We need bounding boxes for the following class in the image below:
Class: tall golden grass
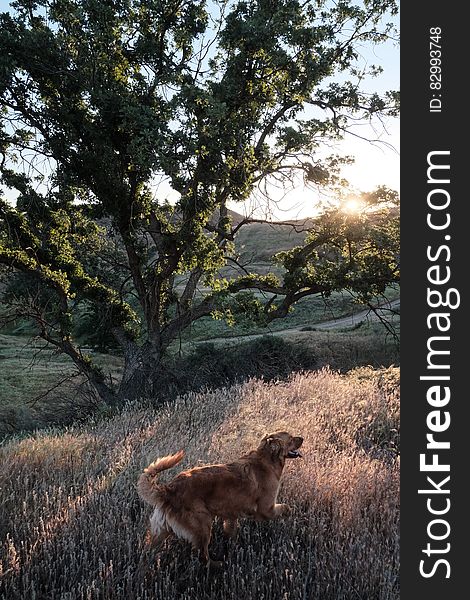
[0,367,399,599]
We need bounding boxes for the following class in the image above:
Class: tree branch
[254,101,297,158]
[179,267,203,311]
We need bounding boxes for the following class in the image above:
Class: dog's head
[259,431,303,461]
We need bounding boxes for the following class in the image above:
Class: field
[0,313,399,436]
[0,213,400,599]
[0,4,401,597]
[0,334,123,435]
[0,368,399,600]
[181,288,399,342]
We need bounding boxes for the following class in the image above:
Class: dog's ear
[264,436,282,457]
[270,439,282,457]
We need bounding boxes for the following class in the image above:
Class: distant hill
[209,208,312,264]
[234,220,310,263]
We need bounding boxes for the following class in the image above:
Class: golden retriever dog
[137,431,303,567]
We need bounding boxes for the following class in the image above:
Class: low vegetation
[0,322,399,436]
[0,368,399,599]
[181,287,399,342]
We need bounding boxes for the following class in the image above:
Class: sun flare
[343,198,363,214]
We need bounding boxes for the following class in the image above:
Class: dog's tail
[137,450,185,506]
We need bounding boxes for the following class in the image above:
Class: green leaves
[0,195,138,335]
[280,190,398,303]
[1,0,399,369]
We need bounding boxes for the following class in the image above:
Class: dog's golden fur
[137,431,303,566]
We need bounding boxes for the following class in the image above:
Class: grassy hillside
[0,334,123,434]
[234,219,310,262]
[183,288,399,341]
[0,210,399,435]
[0,319,399,436]
[0,368,399,600]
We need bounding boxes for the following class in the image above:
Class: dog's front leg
[256,502,290,520]
[273,503,290,517]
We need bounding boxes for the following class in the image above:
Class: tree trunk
[116,341,166,403]
[90,376,120,408]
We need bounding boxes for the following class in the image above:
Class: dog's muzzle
[287,449,302,458]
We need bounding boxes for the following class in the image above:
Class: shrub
[157,336,317,399]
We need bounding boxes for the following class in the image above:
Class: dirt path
[312,298,400,331]
[197,298,400,344]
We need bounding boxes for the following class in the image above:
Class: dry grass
[0,368,399,599]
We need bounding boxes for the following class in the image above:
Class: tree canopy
[0,0,399,404]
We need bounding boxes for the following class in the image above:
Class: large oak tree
[0,0,399,404]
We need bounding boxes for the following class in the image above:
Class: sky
[0,0,399,221]
[243,33,400,220]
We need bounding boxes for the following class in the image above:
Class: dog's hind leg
[222,518,238,538]
[147,507,173,551]
[149,528,172,549]
[192,519,223,569]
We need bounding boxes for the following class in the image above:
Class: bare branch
[179,267,204,310]
[27,370,82,408]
